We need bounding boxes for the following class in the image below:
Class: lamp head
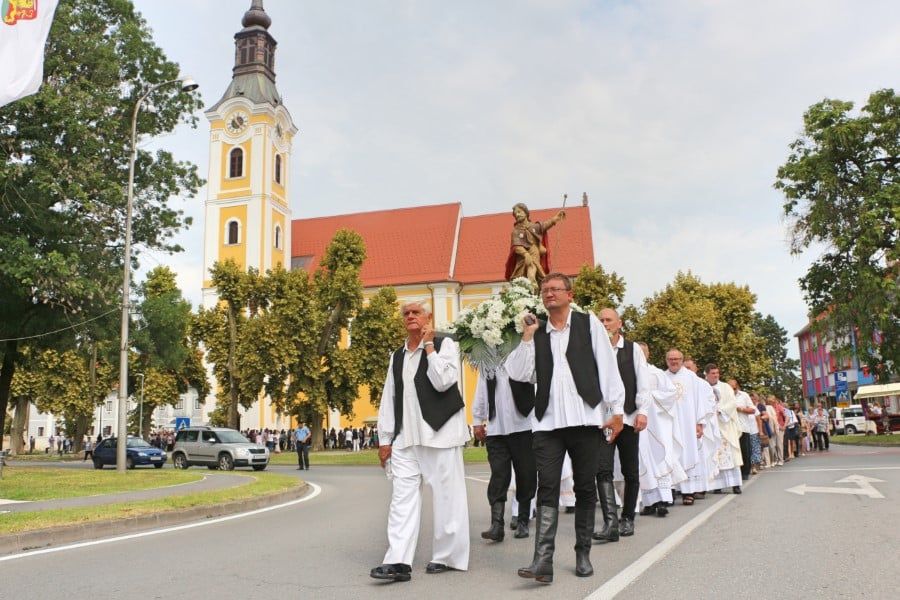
[180,77,199,92]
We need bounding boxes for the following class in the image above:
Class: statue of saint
[504,203,566,286]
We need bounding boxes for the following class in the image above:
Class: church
[200,1,596,432]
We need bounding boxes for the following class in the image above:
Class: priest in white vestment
[637,343,685,516]
[704,364,744,493]
[663,349,707,504]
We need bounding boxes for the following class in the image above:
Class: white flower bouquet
[448,277,547,377]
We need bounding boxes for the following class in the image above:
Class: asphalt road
[2,444,898,599]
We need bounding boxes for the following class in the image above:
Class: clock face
[226,110,249,135]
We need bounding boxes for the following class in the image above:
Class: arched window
[274,154,282,184]
[274,224,282,250]
[226,219,240,245]
[229,147,244,178]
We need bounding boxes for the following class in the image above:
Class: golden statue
[504,203,566,286]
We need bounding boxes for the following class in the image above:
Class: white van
[829,405,870,435]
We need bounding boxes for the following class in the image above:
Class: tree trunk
[72,414,90,454]
[227,307,239,430]
[10,396,28,455]
[311,411,324,451]
[0,340,18,452]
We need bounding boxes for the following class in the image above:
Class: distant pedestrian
[29,435,35,453]
[83,438,94,461]
[295,422,311,470]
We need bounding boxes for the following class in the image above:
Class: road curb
[0,482,309,556]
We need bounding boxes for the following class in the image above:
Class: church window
[229,147,244,178]
[274,224,282,250]
[226,219,241,245]
[274,154,282,184]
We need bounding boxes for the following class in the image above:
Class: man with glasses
[507,273,625,584]
[664,349,711,505]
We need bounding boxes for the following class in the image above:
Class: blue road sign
[175,417,191,431]
[835,371,849,404]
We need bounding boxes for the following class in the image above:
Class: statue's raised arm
[504,203,566,287]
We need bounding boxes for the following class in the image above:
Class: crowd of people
[367,272,835,586]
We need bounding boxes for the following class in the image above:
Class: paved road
[2,444,898,599]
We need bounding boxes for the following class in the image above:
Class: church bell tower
[202,0,297,308]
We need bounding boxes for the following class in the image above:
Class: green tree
[752,313,802,401]
[0,0,203,446]
[630,272,771,387]
[775,88,899,379]
[572,263,627,313]
[352,287,406,406]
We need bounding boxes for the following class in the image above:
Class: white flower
[481,328,503,348]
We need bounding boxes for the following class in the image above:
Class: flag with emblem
[0,0,59,107]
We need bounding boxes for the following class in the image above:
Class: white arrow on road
[786,474,885,498]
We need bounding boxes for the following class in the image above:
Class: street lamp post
[116,77,198,473]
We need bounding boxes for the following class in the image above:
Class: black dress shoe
[564,506,575,514]
[732,486,742,494]
[425,562,456,574]
[370,563,411,582]
[619,517,634,537]
[640,505,656,516]
[655,503,669,517]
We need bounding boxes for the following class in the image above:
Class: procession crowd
[367,271,827,586]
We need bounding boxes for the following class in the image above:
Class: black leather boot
[481,502,505,542]
[619,516,634,537]
[514,505,530,538]
[592,481,619,544]
[574,506,595,577]
[518,506,557,583]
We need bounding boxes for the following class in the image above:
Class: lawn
[0,467,203,501]
[0,471,301,535]
[268,445,489,466]
[5,453,81,462]
[831,434,900,446]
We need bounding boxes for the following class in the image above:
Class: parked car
[93,436,167,469]
[171,426,269,471]
[829,405,870,435]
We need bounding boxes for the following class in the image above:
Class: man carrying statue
[505,203,566,286]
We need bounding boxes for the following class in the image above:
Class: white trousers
[383,445,470,570]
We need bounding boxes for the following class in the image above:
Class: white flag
[0,0,59,108]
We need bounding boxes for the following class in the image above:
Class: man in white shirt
[593,308,650,542]
[370,301,469,583]
[730,378,757,479]
[506,273,625,583]
[664,351,712,505]
[472,362,536,541]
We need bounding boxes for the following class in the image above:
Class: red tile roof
[291,203,594,288]
[453,205,593,284]
[291,203,460,287]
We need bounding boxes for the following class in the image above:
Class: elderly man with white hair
[370,300,470,583]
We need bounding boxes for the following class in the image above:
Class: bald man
[593,308,650,542]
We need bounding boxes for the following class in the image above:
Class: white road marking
[769,466,900,473]
[584,477,758,600]
[0,499,32,506]
[786,474,885,498]
[0,482,321,563]
[465,476,491,484]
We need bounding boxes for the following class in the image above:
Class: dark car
[93,436,167,469]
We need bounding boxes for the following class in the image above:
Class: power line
[0,308,120,342]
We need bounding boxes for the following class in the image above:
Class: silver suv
[172,426,269,471]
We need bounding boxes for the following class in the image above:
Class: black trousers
[739,432,751,478]
[485,431,537,510]
[296,444,310,469]
[533,426,601,509]
[597,424,639,519]
[814,430,830,450]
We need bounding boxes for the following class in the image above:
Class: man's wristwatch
[424,341,434,347]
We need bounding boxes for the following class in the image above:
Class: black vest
[486,376,535,420]
[616,338,637,415]
[532,310,603,421]
[391,336,464,439]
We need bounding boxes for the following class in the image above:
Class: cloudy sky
[132,0,899,354]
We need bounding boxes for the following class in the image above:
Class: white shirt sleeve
[633,342,651,418]
[472,374,488,423]
[425,337,460,392]
[590,313,625,416]
[505,338,536,383]
[376,354,396,445]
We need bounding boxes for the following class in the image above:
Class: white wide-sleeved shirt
[612,335,651,428]
[505,310,625,432]
[376,337,469,450]
[472,365,533,436]
[734,389,758,434]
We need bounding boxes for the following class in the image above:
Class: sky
[131,0,900,357]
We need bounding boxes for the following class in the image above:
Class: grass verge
[0,471,301,535]
[0,467,202,501]
[268,445,489,466]
[5,453,81,462]
[831,434,900,446]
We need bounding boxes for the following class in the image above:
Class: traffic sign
[174,417,191,431]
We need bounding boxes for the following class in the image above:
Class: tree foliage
[352,287,406,406]
[572,263,627,313]
[0,0,202,446]
[629,272,772,388]
[775,88,899,379]
[752,313,802,401]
